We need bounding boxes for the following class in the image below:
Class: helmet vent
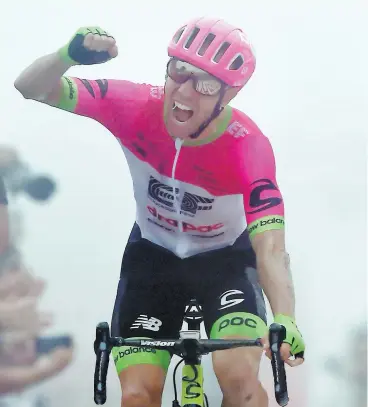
[229,55,244,70]
[213,42,230,63]
[173,26,186,44]
[184,26,200,49]
[197,33,216,56]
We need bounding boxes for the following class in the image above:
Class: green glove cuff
[57,45,78,66]
[274,314,296,325]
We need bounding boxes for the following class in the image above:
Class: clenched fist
[58,26,118,66]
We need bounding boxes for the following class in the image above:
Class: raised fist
[59,26,118,66]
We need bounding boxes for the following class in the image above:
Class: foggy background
[1,0,366,406]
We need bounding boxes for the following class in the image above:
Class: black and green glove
[58,26,116,66]
[274,314,305,358]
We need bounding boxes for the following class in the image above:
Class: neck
[193,108,227,141]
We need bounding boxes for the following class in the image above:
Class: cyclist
[14,17,305,407]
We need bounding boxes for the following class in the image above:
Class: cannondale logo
[219,290,245,310]
[148,176,214,215]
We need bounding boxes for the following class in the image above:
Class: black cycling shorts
[111,223,267,373]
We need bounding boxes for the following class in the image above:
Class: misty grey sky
[1,0,366,406]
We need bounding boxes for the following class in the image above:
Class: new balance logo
[130,315,162,332]
[219,290,245,310]
[148,176,214,215]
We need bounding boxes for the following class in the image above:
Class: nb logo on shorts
[130,315,162,331]
[219,290,245,310]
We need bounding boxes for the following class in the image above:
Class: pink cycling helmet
[168,17,256,88]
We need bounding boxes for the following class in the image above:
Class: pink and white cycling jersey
[58,77,285,258]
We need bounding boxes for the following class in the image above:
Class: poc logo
[140,340,175,347]
[218,316,258,332]
[219,290,245,310]
[130,315,162,332]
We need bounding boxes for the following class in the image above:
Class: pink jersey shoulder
[226,107,266,138]
[72,79,164,137]
[224,108,285,228]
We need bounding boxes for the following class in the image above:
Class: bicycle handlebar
[94,322,289,406]
[109,337,263,352]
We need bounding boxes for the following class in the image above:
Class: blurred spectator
[0,145,56,203]
[0,146,73,397]
[0,173,9,256]
[0,269,72,395]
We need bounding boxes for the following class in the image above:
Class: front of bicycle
[94,299,290,407]
[174,299,208,407]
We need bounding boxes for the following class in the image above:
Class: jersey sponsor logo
[248,178,282,214]
[247,215,285,237]
[148,218,224,238]
[182,192,214,215]
[148,176,214,216]
[148,177,178,208]
[227,121,250,138]
[147,218,175,232]
[130,315,162,332]
[147,206,224,233]
[150,86,164,99]
[218,289,245,310]
[64,77,76,101]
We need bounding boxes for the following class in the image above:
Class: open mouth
[172,101,194,123]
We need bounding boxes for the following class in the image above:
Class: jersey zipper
[172,138,184,232]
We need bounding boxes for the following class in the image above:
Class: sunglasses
[166,58,225,96]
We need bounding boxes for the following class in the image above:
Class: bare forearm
[14,52,72,101]
[0,365,48,394]
[257,250,295,318]
[0,349,71,394]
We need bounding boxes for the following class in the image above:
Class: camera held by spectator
[0,146,56,202]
